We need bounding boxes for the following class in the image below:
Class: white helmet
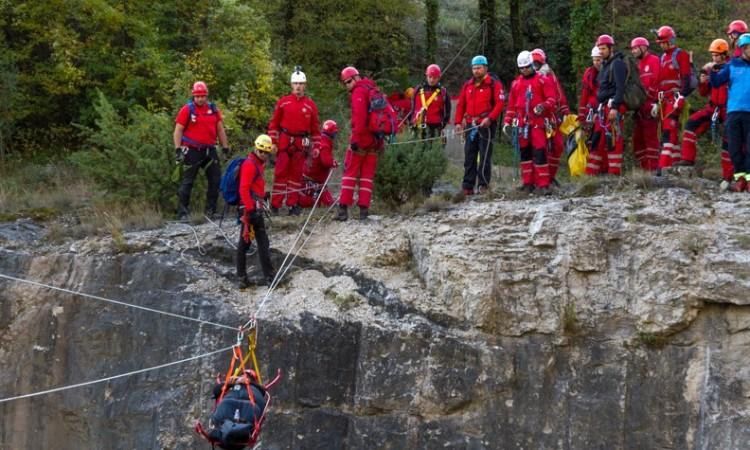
[591,46,602,58]
[517,51,533,68]
[291,70,307,83]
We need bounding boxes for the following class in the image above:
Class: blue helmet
[739,33,750,48]
[471,55,488,66]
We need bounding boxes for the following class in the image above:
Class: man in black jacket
[588,34,627,176]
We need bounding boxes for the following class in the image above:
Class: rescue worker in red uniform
[676,39,733,184]
[410,64,451,141]
[578,46,602,136]
[268,68,321,216]
[236,135,277,289]
[390,89,414,132]
[336,66,385,221]
[587,34,627,176]
[630,36,661,171]
[652,26,693,173]
[727,20,748,59]
[454,55,505,196]
[299,119,339,208]
[502,51,558,194]
[173,81,229,221]
[531,49,569,182]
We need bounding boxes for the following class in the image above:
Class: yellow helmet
[254,134,274,153]
[405,87,416,99]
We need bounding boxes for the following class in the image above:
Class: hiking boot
[720,179,731,192]
[478,185,489,195]
[359,207,369,220]
[463,188,474,196]
[517,184,534,193]
[334,205,348,221]
[237,276,251,290]
[536,186,552,196]
[289,205,302,216]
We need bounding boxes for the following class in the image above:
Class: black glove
[350,142,359,152]
[175,146,188,163]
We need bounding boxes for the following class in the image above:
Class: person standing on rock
[630,37,661,171]
[299,119,338,208]
[710,33,750,192]
[173,81,229,221]
[454,55,505,196]
[502,51,558,195]
[578,46,602,139]
[268,67,321,217]
[237,135,277,289]
[531,48,569,184]
[586,34,627,176]
[336,66,389,221]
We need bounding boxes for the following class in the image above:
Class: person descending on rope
[173,81,230,221]
[236,135,277,289]
[503,50,558,195]
[299,119,339,208]
[454,55,505,196]
[268,67,321,216]
[204,370,268,450]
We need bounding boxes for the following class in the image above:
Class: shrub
[69,91,175,210]
[375,139,447,206]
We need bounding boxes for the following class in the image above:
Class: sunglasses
[343,78,355,85]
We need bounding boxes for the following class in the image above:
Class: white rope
[0,273,236,331]
[185,223,207,256]
[388,124,480,146]
[440,20,487,77]
[204,214,237,250]
[241,170,336,330]
[0,345,234,404]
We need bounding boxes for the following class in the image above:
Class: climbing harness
[711,107,721,146]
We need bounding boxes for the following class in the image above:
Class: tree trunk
[425,0,439,62]
[478,0,496,62]
[509,0,522,55]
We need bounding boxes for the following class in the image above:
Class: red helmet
[630,37,649,48]
[192,81,208,96]
[530,48,546,64]
[340,66,359,82]
[596,34,615,46]
[655,26,676,43]
[425,64,441,78]
[727,20,748,35]
[322,119,338,134]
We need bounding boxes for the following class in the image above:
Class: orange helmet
[708,39,730,54]
[404,87,416,99]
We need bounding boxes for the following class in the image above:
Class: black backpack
[610,54,647,111]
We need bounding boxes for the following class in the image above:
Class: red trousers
[633,112,660,171]
[339,149,378,208]
[681,105,732,180]
[658,94,686,169]
[586,107,624,175]
[548,129,564,180]
[518,126,550,188]
[271,146,305,209]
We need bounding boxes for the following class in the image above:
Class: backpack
[661,48,699,95]
[220,157,262,206]
[367,86,398,140]
[610,54,648,111]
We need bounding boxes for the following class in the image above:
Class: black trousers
[178,146,221,216]
[726,112,750,174]
[236,211,274,280]
[462,126,495,190]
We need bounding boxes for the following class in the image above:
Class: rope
[441,20,487,77]
[0,273,236,331]
[241,170,336,331]
[185,223,207,256]
[0,345,234,404]
[204,214,238,250]
[388,124,480,146]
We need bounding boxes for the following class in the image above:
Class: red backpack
[367,86,398,141]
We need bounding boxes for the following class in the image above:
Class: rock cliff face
[1,186,750,449]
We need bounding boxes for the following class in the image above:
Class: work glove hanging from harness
[175,146,189,164]
[240,211,256,244]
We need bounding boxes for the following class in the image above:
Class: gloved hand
[650,103,659,118]
[533,104,544,116]
[479,117,492,128]
[502,123,510,137]
[350,142,359,152]
[175,146,188,163]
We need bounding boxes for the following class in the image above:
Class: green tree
[425,0,439,61]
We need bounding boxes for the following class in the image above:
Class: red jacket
[175,102,222,147]
[638,52,661,101]
[578,66,599,119]
[540,68,569,116]
[349,78,383,151]
[239,153,266,212]
[503,72,557,127]
[267,94,320,147]
[411,83,451,127]
[698,77,728,111]
[454,74,505,125]
[304,134,336,182]
[656,47,691,94]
